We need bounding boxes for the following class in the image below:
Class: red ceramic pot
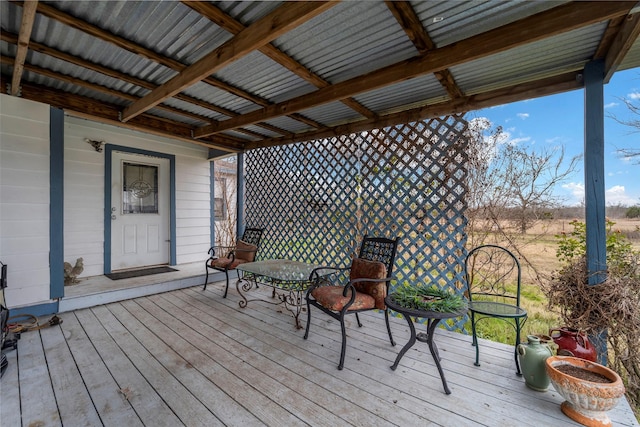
[549,327,597,362]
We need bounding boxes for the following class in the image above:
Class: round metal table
[385,294,467,394]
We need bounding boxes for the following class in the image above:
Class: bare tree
[611,97,640,164]
[213,158,238,247]
[499,144,580,233]
[463,117,508,248]
[465,117,580,235]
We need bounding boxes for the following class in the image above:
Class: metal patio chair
[304,236,398,370]
[203,228,263,298]
[464,244,527,375]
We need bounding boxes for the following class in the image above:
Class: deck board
[1,281,638,427]
[0,342,21,427]
[74,308,182,426]
[39,323,103,425]
[61,312,144,426]
[17,325,61,426]
[186,287,552,427]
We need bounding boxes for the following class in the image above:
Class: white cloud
[562,182,584,206]
[604,102,618,109]
[628,91,640,100]
[505,136,531,146]
[605,185,638,206]
[562,183,638,206]
[517,113,529,120]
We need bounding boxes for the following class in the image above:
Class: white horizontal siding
[64,117,211,275]
[175,155,211,264]
[63,118,106,279]
[0,94,51,308]
[0,96,214,309]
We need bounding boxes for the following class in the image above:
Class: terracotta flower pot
[545,356,626,427]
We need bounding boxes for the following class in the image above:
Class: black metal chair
[203,228,263,298]
[304,236,398,370]
[464,244,527,375]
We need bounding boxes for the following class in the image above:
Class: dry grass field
[488,217,640,284]
[466,216,640,348]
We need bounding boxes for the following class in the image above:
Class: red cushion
[311,286,376,311]
[235,239,257,262]
[350,258,388,309]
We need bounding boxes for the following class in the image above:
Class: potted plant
[390,285,466,313]
[545,355,625,427]
[543,220,640,419]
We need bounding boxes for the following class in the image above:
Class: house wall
[0,95,52,308]
[0,94,213,310]
[65,116,212,277]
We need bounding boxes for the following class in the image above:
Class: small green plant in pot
[391,285,466,313]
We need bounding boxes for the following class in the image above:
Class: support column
[583,59,607,364]
[50,107,64,300]
[237,153,245,238]
[210,161,216,246]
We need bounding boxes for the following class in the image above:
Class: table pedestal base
[236,274,305,329]
[390,315,451,394]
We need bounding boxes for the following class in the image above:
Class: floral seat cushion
[311,258,387,311]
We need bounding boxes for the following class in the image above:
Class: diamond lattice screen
[245,115,469,330]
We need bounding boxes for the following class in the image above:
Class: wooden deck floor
[1,281,638,427]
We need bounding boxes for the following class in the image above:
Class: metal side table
[385,294,467,394]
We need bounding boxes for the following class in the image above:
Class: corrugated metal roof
[415,1,570,47]
[355,74,448,115]
[453,24,606,95]
[278,2,417,83]
[1,0,638,152]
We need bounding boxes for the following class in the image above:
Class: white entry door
[111,152,170,270]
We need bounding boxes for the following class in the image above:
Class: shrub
[547,220,640,418]
[626,206,640,219]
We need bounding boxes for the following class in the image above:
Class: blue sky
[474,67,640,207]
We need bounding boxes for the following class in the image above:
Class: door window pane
[122,162,159,214]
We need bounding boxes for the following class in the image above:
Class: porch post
[210,161,216,246]
[583,59,607,364]
[236,153,245,239]
[50,107,64,300]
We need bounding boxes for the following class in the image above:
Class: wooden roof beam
[604,12,640,82]
[121,2,336,122]
[183,1,375,120]
[194,1,633,138]
[245,72,583,150]
[27,0,319,131]
[9,0,37,96]
[385,0,464,99]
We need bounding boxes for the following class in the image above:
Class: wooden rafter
[183,1,376,120]
[0,74,244,151]
[194,1,633,138]
[604,12,640,82]
[9,0,38,96]
[385,0,464,99]
[27,0,321,131]
[121,2,336,122]
[0,31,288,141]
[245,71,583,150]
